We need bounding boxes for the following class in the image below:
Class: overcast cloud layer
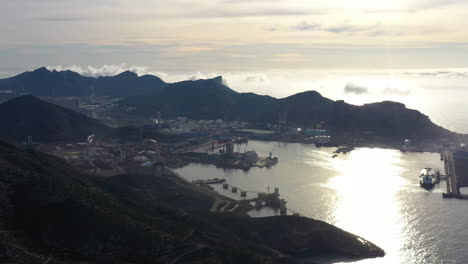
[1,0,468,73]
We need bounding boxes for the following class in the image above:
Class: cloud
[46,64,168,79]
[269,53,305,62]
[382,87,411,95]
[403,69,468,78]
[293,21,321,31]
[410,0,465,11]
[344,82,412,96]
[160,46,215,57]
[344,83,369,94]
[266,27,279,32]
[200,9,312,18]
[291,21,379,35]
[35,16,88,22]
[325,25,366,34]
[185,72,220,81]
[244,75,266,83]
[45,64,241,85]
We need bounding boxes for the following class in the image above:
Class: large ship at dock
[419,168,437,189]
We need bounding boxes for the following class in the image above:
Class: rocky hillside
[121,77,454,140]
[0,142,385,263]
[0,68,452,140]
[0,95,111,142]
[0,67,167,97]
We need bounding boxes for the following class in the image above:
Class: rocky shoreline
[0,142,385,263]
[167,169,386,262]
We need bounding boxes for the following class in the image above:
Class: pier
[442,150,468,199]
[203,181,301,216]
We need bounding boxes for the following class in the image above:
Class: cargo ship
[419,168,437,189]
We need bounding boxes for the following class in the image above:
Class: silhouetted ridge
[212,75,224,84]
[121,84,454,139]
[0,68,457,140]
[0,67,167,97]
[0,95,111,142]
[115,70,138,78]
[33,66,49,73]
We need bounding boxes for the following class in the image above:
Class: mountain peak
[191,75,223,84]
[0,68,167,97]
[211,75,223,83]
[284,90,325,101]
[33,67,50,73]
[116,70,138,78]
[299,90,323,97]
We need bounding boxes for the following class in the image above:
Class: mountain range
[0,67,167,97]
[121,76,455,140]
[0,68,458,141]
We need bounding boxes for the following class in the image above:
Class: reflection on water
[174,141,468,264]
[325,149,406,264]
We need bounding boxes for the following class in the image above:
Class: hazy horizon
[2,2,468,263]
[2,65,468,134]
[3,0,468,134]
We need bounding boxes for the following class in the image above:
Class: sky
[2,0,468,132]
[1,0,468,74]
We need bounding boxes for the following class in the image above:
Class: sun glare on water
[324,148,409,263]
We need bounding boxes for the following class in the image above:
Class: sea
[174,140,468,264]
[171,69,468,263]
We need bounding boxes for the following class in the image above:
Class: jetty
[217,182,300,216]
[192,178,226,185]
[442,150,468,199]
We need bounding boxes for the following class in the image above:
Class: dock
[442,150,468,199]
[210,181,301,216]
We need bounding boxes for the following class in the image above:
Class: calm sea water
[174,140,468,264]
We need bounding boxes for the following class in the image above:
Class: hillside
[121,76,454,140]
[0,67,167,97]
[122,76,277,121]
[0,95,111,142]
[0,142,385,263]
[94,70,167,97]
[0,68,455,140]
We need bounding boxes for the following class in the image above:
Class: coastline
[247,136,446,154]
[168,167,386,262]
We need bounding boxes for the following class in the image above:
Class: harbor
[174,140,468,264]
[191,178,296,216]
[176,137,279,170]
[442,149,468,199]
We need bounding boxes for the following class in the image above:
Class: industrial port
[442,149,468,199]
